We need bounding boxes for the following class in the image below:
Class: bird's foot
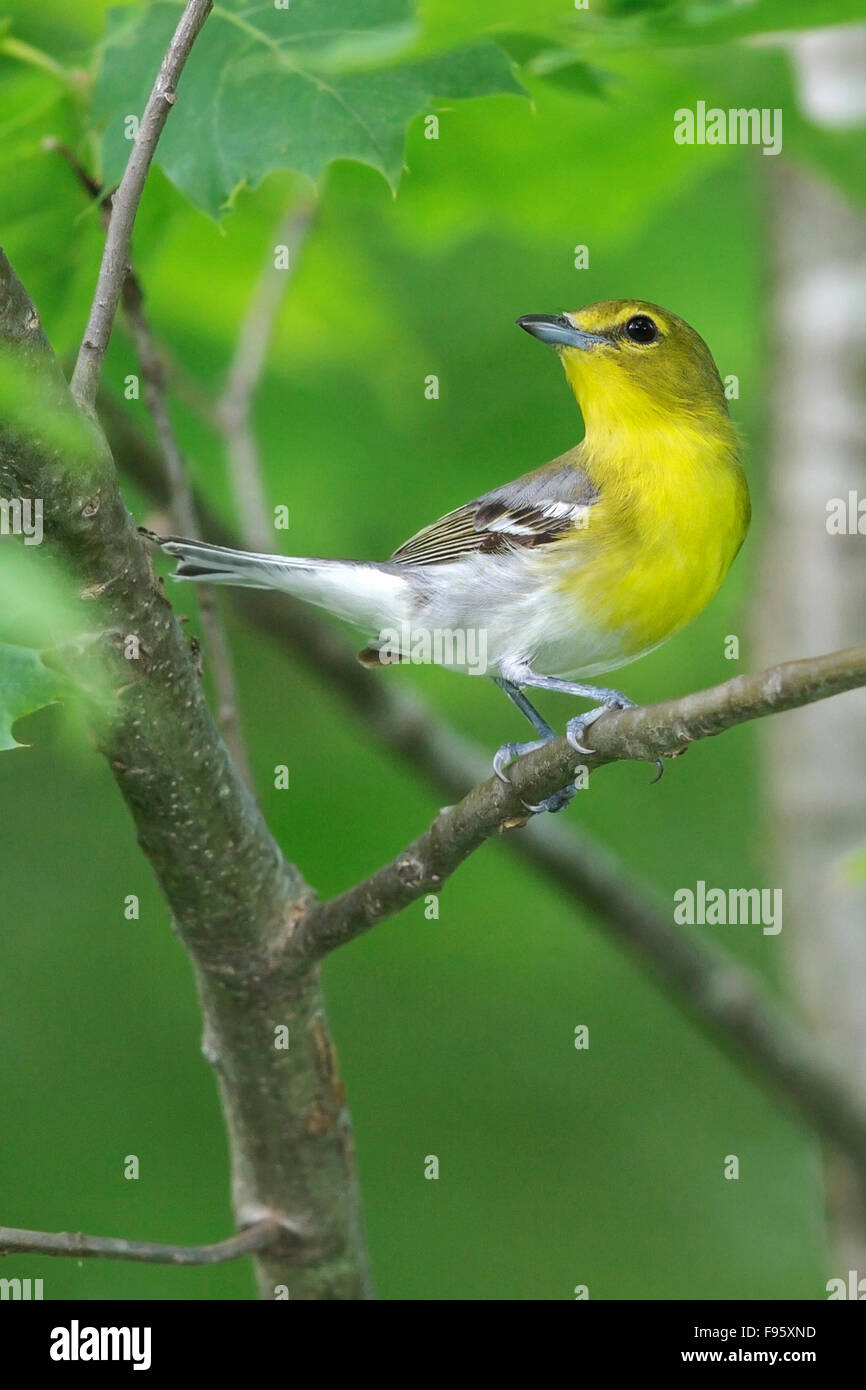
[564,697,632,754]
[522,785,578,815]
[493,737,552,782]
[565,694,663,784]
[492,736,578,815]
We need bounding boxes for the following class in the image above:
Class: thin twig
[0,1218,284,1266]
[216,205,314,552]
[69,0,212,411]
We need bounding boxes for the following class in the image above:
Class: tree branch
[287,646,866,1179]
[0,1218,284,1267]
[2,247,373,1297]
[69,0,213,411]
[303,644,866,957]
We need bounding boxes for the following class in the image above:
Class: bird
[154,300,750,814]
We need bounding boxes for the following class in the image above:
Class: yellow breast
[562,416,750,660]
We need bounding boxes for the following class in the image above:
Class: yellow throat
[552,300,749,661]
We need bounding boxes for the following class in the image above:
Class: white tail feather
[160,537,411,632]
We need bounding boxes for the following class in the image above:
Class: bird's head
[517,300,728,435]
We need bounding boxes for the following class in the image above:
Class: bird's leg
[492,678,555,772]
[491,678,578,814]
[517,672,663,784]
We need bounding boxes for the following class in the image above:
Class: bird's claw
[565,695,635,756]
[520,786,577,815]
[566,699,664,785]
[493,737,552,784]
[493,735,579,816]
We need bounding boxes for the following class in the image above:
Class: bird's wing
[389,460,600,567]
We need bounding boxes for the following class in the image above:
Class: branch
[0,1218,285,1267]
[2,250,372,1297]
[304,644,866,956]
[69,0,213,411]
[289,646,866,1179]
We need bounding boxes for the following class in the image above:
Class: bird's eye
[625,315,658,344]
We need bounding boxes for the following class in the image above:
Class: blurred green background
[3,0,862,1298]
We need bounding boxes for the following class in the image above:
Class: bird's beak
[517,314,611,350]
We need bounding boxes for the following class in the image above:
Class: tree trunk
[760,32,866,1272]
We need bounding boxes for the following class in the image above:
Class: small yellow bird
[158,301,750,813]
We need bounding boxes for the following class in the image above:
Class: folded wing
[389,459,600,567]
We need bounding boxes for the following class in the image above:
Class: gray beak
[517,314,610,350]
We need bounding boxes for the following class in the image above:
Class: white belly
[391,550,643,680]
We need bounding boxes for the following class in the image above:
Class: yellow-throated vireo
[156,300,750,814]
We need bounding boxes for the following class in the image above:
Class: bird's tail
[152,534,411,632]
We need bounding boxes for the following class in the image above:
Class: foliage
[94,1,525,214]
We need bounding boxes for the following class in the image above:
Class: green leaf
[0,640,63,749]
[93,1,525,217]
